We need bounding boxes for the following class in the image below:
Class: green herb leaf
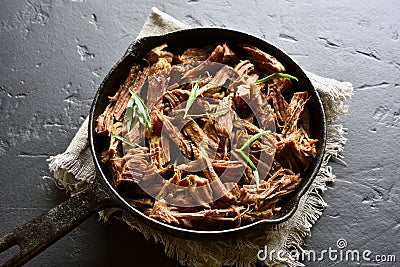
[238,130,272,151]
[112,133,135,147]
[235,149,259,189]
[235,149,257,170]
[129,90,151,129]
[235,130,271,189]
[125,96,135,131]
[184,76,202,119]
[254,73,298,84]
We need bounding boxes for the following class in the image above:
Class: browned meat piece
[180,48,210,63]
[151,88,190,116]
[206,44,224,62]
[233,59,259,83]
[222,43,239,64]
[123,120,144,146]
[168,63,196,85]
[96,65,148,135]
[146,44,174,64]
[249,83,276,130]
[198,157,234,201]
[213,95,236,140]
[96,105,114,135]
[112,67,148,122]
[275,129,318,172]
[119,146,149,186]
[240,168,301,211]
[147,57,172,77]
[202,119,220,144]
[161,89,190,114]
[152,109,194,159]
[182,119,218,156]
[269,87,289,130]
[205,43,239,64]
[100,122,124,186]
[233,84,253,119]
[242,45,285,75]
[148,135,170,169]
[149,200,179,225]
[212,160,245,183]
[145,69,171,109]
[268,77,292,95]
[178,174,213,207]
[199,65,236,97]
[282,91,309,136]
[301,104,311,137]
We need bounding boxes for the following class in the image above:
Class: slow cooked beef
[96,43,318,230]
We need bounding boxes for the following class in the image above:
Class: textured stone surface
[0,0,399,266]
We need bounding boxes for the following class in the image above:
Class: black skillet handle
[0,178,120,267]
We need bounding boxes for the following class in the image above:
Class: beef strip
[96,65,148,134]
[222,44,239,64]
[199,65,237,97]
[145,68,171,109]
[234,59,259,84]
[180,48,211,63]
[113,67,149,122]
[149,200,179,225]
[152,109,194,159]
[206,44,224,63]
[269,86,289,131]
[148,135,170,169]
[119,146,149,186]
[146,44,174,64]
[206,43,239,64]
[275,129,318,172]
[182,119,218,158]
[241,45,286,76]
[282,91,309,136]
[239,168,301,212]
[100,122,124,186]
[268,77,292,95]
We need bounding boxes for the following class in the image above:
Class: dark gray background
[1,0,399,266]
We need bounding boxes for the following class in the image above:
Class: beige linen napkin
[48,7,353,267]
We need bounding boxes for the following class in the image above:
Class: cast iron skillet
[0,28,326,266]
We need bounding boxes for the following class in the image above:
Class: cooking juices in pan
[95,43,319,230]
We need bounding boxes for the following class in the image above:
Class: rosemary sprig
[238,130,272,151]
[235,149,257,170]
[254,72,298,84]
[184,76,202,119]
[235,130,272,189]
[234,149,259,189]
[125,94,135,131]
[112,133,135,147]
[127,90,151,130]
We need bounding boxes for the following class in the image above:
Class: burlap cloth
[48,7,353,267]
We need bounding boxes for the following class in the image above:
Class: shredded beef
[97,42,319,230]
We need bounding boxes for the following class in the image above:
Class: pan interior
[89,28,326,237]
